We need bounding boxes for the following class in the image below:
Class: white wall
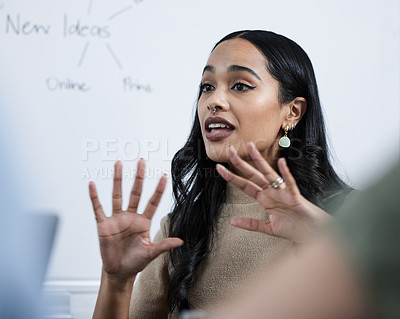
[0,0,398,280]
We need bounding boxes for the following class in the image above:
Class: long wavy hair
[167,30,350,313]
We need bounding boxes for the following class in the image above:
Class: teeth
[208,123,230,129]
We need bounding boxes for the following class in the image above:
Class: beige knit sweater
[129,183,293,319]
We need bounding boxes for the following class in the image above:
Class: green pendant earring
[279,125,290,148]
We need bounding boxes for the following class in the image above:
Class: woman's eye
[201,83,214,93]
[232,82,255,92]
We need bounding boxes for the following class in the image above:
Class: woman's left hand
[216,142,332,243]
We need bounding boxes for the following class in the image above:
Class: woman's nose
[206,88,230,112]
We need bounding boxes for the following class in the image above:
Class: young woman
[89,30,351,319]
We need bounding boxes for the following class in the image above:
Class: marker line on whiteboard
[106,43,123,69]
[87,0,94,14]
[109,5,133,20]
[78,42,90,67]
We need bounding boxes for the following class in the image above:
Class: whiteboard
[0,0,399,279]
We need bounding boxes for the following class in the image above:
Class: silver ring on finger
[270,177,284,189]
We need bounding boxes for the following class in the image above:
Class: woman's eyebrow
[202,65,214,75]
[227,65,262,81]
[202,64,262,82]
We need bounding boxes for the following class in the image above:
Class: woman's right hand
[89,159,183,283]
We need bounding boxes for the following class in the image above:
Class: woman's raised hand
[216,142,331,243]
[89,159,183,282]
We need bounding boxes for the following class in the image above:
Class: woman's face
[198,38,291,165]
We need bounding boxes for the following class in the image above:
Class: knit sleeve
[129,215,171,319]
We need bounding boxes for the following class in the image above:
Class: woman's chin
[205,149,230,163]
[207,154,229,163]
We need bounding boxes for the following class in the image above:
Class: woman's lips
[204,116,235,142]
[205,128,234,141]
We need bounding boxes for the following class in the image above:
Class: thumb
[148,237,184,260]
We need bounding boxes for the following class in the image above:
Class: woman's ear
[284,97,307,128]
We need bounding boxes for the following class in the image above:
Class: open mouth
[207,123,234,134]
[204,117,235,142]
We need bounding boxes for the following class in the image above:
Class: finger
[112,161,123,214]
[148,237,184,260]
[228,146,270,189]
[216,164,262,198]
[143,174,167,220]
[277,158,297,189]
[247,142,281,183]
[231,217,274,236]
[89,181,106,222]
[127,158,145,213]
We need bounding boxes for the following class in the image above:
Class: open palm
[89,160,183,280]
[216,143,330,243]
